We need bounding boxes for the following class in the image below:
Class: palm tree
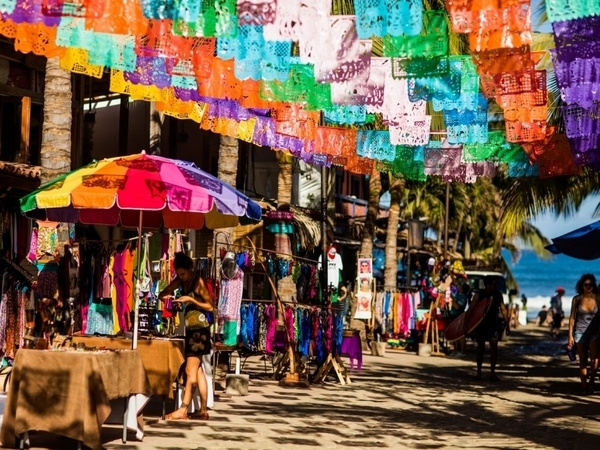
[274,152,294,255]
[40,58,72,183]
[217,135,239,187]
[215,135,239,249]
[276,151,293,205]
[360,169,381,258]
[383,177,405,289]
[497,3,600,255]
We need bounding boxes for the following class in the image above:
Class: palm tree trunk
[149,102,164,155]
[360,169,381,258]
[214,135,239,250]
[276,152,293,205]
[454,219,463,253]
[40,58,72,183]
[275,152,293,255]
[217,135,239,187]
[384,177,405,291]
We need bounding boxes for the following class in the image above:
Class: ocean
[502,249,600,322]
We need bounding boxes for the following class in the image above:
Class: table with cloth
[71,335,184,398]
[0,349,152,450]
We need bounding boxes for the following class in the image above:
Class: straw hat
[450,260,467,278]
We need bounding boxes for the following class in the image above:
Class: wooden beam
[0,83,43,104]
[20,96,31,164]
[118,94,129,156]
[0,172,40,193]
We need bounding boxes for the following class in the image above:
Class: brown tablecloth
[0,349,151,450]
[71,336,184,398]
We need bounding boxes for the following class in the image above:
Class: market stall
[0,349,151,450]
[71,335,184,398]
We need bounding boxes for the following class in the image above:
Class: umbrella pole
[132,211,143,350]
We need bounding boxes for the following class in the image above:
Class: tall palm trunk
[276,152,293,205]
[214,135,239,249]
[218,135,239,186]
[384,177,404,291]
[360,169,381,258]
[149,103,164,155]
[40,58,72,183]
[275,152,293,255]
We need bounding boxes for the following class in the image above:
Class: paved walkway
[13,325,600,449]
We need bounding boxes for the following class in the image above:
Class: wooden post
[423,300,435,345]
[118,94,129,156]
[20,96,31,163]
[245,238,309,387]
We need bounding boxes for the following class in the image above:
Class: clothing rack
[214,240,318,265]
[78,235,144,244]
[0,258,35,282]
[397,286,421,292]
[241,298,276,304]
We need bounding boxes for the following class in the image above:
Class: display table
[0,349,151,450]
[340,332,363,370]
[71,335,184,398]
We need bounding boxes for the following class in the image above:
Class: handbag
[184,309,210,329]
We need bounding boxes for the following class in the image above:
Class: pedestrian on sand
[159,252,214,420]
[465,275,510,381]
[521,293,528,310]
[567,274,600,395]
[550,286,565,338]
[535,305,549,326]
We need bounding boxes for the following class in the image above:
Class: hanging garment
[123,246,136,312]
[136,236,153,300]
[298,309,312,357]
[219,267,244,321]
[264,303,278,354]
[27,228,38,263]
[314,310,325,365]
[322,309,333,354]
[36,264,59,299]
[35,221,59,260]
[257,303,266,352]
[240,302,258,351]
[113,247,132,332]
[374,292,385,329]
[333,312,344,355]
[87,299,114,335]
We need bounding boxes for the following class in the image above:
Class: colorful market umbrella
[20,151,262,348]
[546,220,600,260]
[20,151,262,229]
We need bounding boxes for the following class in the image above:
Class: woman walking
[567,274,600,394]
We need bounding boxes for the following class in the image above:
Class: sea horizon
[503,249,600,322]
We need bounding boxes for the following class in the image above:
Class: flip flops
[165,408,189,420]
[490,374,500,382]
[189,411,210,420]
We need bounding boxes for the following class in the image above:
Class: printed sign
[355,257,372,319]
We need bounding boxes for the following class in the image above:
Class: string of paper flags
[0,0,597,181]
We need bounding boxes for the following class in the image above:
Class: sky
[531,195,600,239]
[531,0,552,33]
